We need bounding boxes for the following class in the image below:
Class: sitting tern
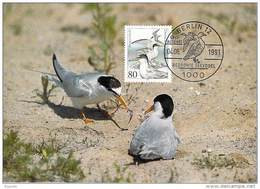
[138,54,152,79]
[138,54,168,79]
[52,54,128,124]
[129,94,180,160]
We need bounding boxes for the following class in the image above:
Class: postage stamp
[164,21,224,82]
[125,25,172,82]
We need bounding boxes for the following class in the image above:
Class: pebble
[195,90,200,96]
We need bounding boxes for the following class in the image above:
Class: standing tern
[137,43,160,62]
[129,94,180,160]
[52,54,128,124]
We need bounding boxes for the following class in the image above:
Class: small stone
[199,83,206,87]
[195,90,200,95]
[226,165,233,169]
[207,148,212,153]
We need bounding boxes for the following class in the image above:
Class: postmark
[164,21,224,82]
[125,25,172,82]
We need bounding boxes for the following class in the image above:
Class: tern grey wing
[129,118,150,156]
[130,117,178,160]
[131,39,153,49]
[137,47,152,55]
[141,127,177,160]
[62,72,104,97]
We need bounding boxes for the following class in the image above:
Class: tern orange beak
[144,105,154,114]
[116,95,128,109]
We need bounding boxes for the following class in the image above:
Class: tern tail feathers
[52,54,68,82]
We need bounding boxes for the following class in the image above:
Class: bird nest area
[3,3,257,184]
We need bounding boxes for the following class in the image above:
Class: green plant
[201,11,237,34]
[3,4,13,20]
[60,25,88,34]
[4,130,34,180]
[102,163,133,183]
[3,130,85,182]
[10,21,23,36]
[168,166,179,183]
[192,152,250,170]
[83,4,117,73]
[33,75,57,104]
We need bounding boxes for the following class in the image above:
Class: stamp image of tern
[164,21,224,82]
[125,25,172,82]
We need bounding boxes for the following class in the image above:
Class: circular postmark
[164,21,224,82]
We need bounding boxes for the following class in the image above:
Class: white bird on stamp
[137,43,161,62]
[138,54,152,79]
[137,54,168,79]
[131,29,164,49]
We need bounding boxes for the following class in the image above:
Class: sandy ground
[3,3,257,183]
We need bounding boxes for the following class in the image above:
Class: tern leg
[107,107,119,116]
[103,109,116,118]
[96,104,102,111]
[59,96,65,105]
[80,111,94,125]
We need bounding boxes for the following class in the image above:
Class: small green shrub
[201,11,237,34]
[3,130,85,182]
[3,4,13,20]
[10,22,23,36]
[102,163,133,183]
[82,4,117,73]
[32,75,57,104]
[192,152,250,170]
